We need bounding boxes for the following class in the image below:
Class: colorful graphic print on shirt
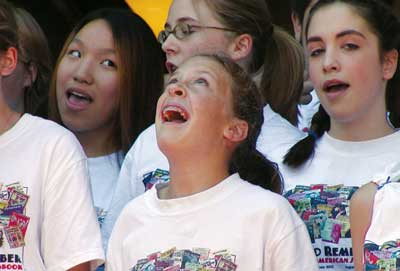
[364,240,400,271]
[131,247,237,271]
[284,184,358,270]
[0,182,30,271]
[142,169,170,191]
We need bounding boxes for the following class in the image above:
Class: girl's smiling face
[156,56,235,155]
[56,19,119,138]
[306,3,396,126]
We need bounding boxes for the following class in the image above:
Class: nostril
[174,89,183,96]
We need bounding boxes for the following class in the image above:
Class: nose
[322,48,340,73]
[161,33,179,56]
[73,58,93,84]
[167,85,186,97]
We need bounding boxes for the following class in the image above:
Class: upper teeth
[163,106,187,120]
[71,91,89,99]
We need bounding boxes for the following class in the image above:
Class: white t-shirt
[297,90,320,132]
[363,165,400,269]
[106,174,318,271]
[87,152,121,249]
[279,131,400,270]
[0,114,104,270]
[102,105,305,248]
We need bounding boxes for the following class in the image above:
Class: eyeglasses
[158,22,236,44]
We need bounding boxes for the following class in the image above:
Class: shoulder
[234,178,299,219]
[257,106,306,162]
[350,182,377,210]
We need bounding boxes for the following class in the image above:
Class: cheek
[96,73,120,104]
[308,59,321,87]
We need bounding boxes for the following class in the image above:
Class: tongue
[69,94,91,106]
[328,84,348,92]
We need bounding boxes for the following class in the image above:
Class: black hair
[197,54,283,193]
[49,8,164,157]
[284,0,400,168]
[290,0,313,23]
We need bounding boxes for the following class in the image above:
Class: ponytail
[283,105,330,168]
[259,25,304,126]
[230,143,282,194]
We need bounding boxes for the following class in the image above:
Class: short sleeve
[41,133,104,270]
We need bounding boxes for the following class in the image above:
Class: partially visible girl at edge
[107,54,318,271]
[0,0,104,269]
[280,0,400,270]
[350,163,400,271]
[48,8,164,251]
[3,6,52,117]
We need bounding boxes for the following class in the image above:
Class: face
[56,19,119,137]
[307,3,392,124]
[156,56,235,155]
[161,0,234,73]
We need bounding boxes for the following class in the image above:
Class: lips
[322,79,350,93]
[65,88,93,111]
[161,104,189,123]
[165,61,177,73]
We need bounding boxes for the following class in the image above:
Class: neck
[75,126,117,157]
[0,102,21,135]
[161,154,230,199]
[329,112,394,141]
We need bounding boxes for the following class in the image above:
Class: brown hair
[196,0,304,125]
[48,8,165,156]
[14,7,52,117]
[0,0,17,51]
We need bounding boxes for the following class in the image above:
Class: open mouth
[67,89,93,103]
[323,81,350,93]
[162,105,189,123]
[165,62,177,73]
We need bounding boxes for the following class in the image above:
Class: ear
[223,118,248,144]
[382,49,398,80]
[0,47,17,76]
[227,33,253,61]
[23,63,38,89]
[291,12,302,42]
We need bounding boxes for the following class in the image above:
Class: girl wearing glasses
[103,0,307,247]
[48,8,165,254]
[107,54,318,271]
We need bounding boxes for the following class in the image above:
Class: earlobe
[229,34,253,61]
[382,49,398,80]
[223,119,248,143]
[0,47,17,76]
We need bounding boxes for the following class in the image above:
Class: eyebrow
[70,37,116,54]
[164,17,198,28]
[307,29,366,45]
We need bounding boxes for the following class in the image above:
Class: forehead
[74,19,114,46]
[308,3,371,38]
[178,57,227,78]
[167,0,218,24]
